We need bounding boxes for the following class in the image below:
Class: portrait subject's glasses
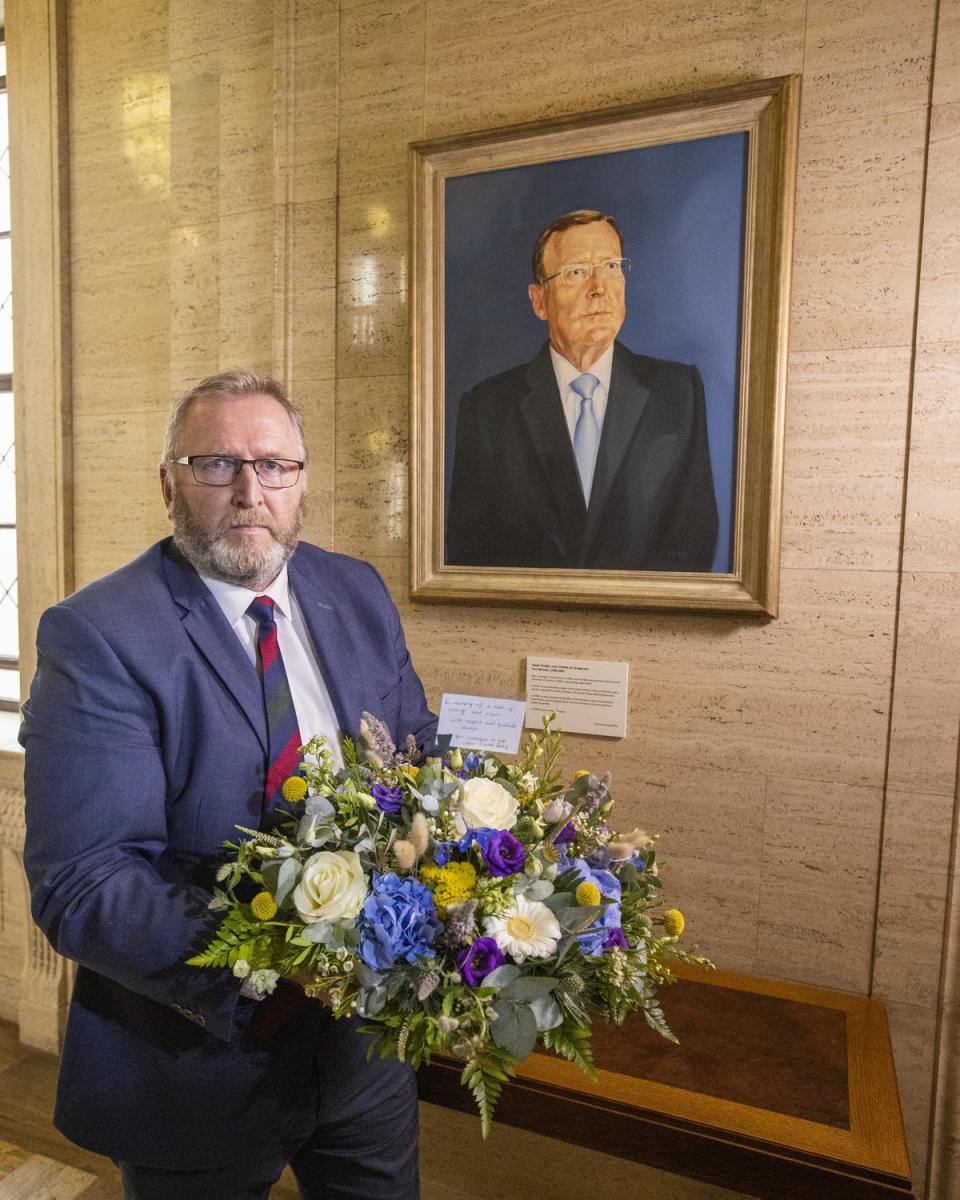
[540,257,631,286]
[173,455,305,488]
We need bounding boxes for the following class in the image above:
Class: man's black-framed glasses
[540,257,631,286]
[173,455,305,489]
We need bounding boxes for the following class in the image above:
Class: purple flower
[457,936,505,986]
[463,753,484,772]
[480,830,525,877]
[554,822,577,845]
[357,872,441,970]
[603,927,629,951]
[432,840,455,867]
[372,783,404,814]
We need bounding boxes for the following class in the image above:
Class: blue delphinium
[570,857,623,957]
[357,872,442,970]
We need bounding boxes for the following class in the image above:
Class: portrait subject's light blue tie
[571,372,602,504]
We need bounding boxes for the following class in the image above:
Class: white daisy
[485,894,561,963]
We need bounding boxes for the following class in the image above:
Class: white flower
[247,968,280,998]
[542,797,571,823]
[518,771,538,793]
[455,776,519,834]
[292,849,367,924]
[484,759,499,777]
[232,959,251,979]
[485,894,561,963]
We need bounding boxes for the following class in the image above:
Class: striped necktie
[248,596,302,826]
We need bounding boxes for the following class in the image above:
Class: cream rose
[292,849,367,924]
[456,776,519,833]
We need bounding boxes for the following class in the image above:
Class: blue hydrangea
[570,857,622,957]
[357,872,442,970]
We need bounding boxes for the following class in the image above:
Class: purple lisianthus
[457,936,505,986]
[480,830,525,877]
[554,822,577,845]
[371,783,404,814]
[357,872,441,970]
[603,927,629,951]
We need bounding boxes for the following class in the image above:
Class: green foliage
[461,1046,517,1138]
[186,907,264,969]
[541,1022,597,1080]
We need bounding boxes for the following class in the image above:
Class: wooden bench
[417,963,914,1200]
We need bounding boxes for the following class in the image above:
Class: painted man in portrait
[446,209,718,571]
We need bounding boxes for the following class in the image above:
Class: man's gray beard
[169,488,304,589]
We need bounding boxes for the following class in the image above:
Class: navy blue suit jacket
[20,538,435,1169]
[446,341,718,570]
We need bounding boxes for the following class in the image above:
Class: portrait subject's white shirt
[200,563,344,769]
[551,342,614,446]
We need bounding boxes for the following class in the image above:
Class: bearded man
[20,371,435,1200]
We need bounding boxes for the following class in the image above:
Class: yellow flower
[663,908,685,937]
[421,861,477,908]
[400,764,419,781]
[250,891,278,921]
[575,770,591,778]
[281,776,308,803]
[575,881,601,907]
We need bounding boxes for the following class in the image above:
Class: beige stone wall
[9,0,960,1197]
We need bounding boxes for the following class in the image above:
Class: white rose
[292,849,367,924]
[456,776,518,833]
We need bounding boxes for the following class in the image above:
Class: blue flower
[570,858,622,957]
[463,753,484,773]
[480,830,525,877]
[372,783,404,814]
[357,872,442,970]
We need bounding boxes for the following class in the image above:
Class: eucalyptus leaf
[499,976,557,1002]
[300,921,333,944]
[529,994,563,1031]
[491,1000,537,1061]
[305,795,335,820]
[556,905,602,933]
[524,879,555,901]
[274,857,302,908]
[483,964,521,990]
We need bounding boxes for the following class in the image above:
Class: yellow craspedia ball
[250,891,278,921]
[575,881,602,907]
[575,770,591,778]
[663,908,685,937]
[281,775,308,803]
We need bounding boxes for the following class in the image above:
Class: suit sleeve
[21,603,245,1042]
[446,387,496,566]
[658,365,719,572]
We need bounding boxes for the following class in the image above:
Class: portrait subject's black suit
[446,341,719,571]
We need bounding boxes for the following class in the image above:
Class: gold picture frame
[410,76,800,615]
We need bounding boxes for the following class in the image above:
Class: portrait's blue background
[443,131,747,574]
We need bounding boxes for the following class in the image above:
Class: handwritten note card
[437,694,528,755]
[525,657,629,738]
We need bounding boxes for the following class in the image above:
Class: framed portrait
[409,76,799,615]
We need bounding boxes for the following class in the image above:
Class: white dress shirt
[199,564,344,768]
[550,341,614,446]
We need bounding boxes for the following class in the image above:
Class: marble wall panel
[887,571,960,798]
[217,32,276,221]
[72,410,171,586]
[754,778,883,991]
[169,52,221,229]
[216,207,277,370]
[800,0,935,128]
[789,106,928,353]
[337,190,409,380]
[932,0,960,107]
[296,375,337,554]
[886,999,940,1193]
[334,374,409,562]
[873,789,954,1009]
[170,221,221,389]
[338,0,426,198]
[419,1101,752,1200]
[901,340,960,572]
[780,347,911,570]
[915,102,960,348]
[288,200,339,383]
[422,0,803,139]
[287,19,340,207]
[67,0,168,76]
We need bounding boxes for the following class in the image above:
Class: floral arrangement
[188,714,709,1134]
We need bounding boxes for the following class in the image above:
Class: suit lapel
[583,343,651,549]
[518,345,588,543]
[288,552,363,737]
[161,541,268,755]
